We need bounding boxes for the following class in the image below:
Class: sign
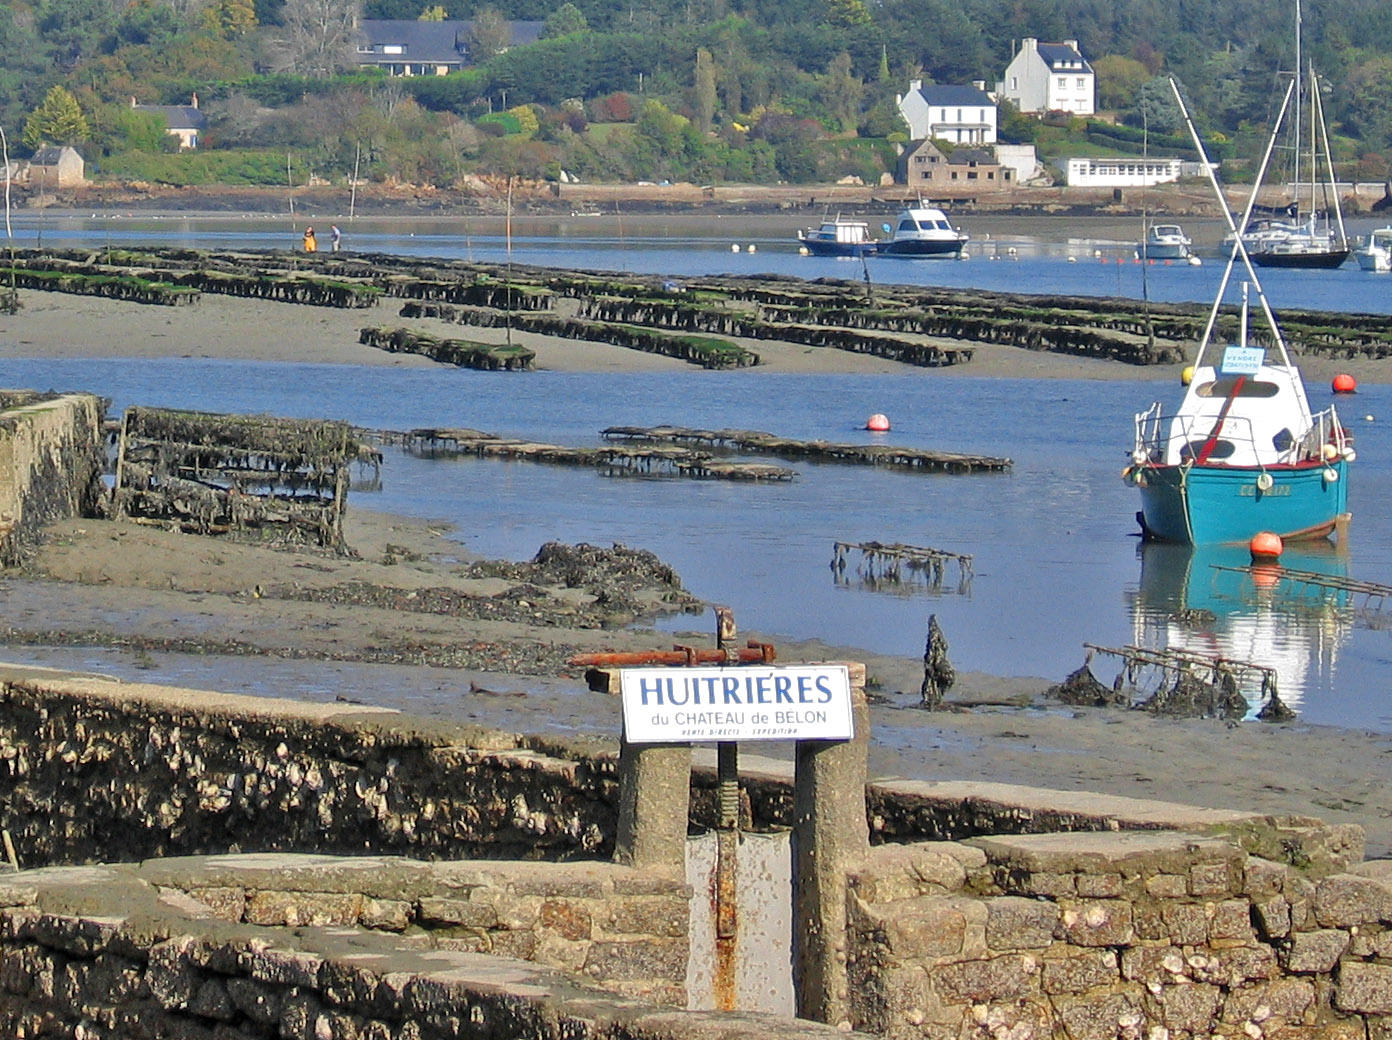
[620,665,853,743]
[1220,345,1264,376]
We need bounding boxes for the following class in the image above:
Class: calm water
[4,214,1392,733]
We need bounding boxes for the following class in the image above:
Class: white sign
[620,665,854,743]
[1220,345,1264,376]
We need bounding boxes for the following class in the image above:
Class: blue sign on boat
[1220,345,1265,375]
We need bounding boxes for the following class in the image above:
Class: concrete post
[792,661,869,1026]
[613,737,691,876]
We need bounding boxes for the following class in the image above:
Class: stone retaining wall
[0,857,789,1040]
[846,833,1392,1039]
[0,392,105,564]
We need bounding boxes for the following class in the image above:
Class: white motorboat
[1355,226,1392,272]
[1136,224,1193,260]
[796,217,878,257]
[876,206,968,258]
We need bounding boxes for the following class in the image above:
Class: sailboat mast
[1293,0,1302,215]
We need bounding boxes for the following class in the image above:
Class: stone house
[131,95,207,149]
[899,140,1013,190]
[355,18,544,75]
[997,37,1095,115]
[896,81,998,144]
[27,145,85,188]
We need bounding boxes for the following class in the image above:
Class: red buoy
[1249,531,1284,561]
[1333,373,1357,394]
[866,413,891,432]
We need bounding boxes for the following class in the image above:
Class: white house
[896,81,997,144]
[1064,156,1184,187]
[998,38,1095,116]
[131,96,207,150]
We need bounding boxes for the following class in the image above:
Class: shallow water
[3,353,1390,734]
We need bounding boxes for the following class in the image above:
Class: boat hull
[877,238,965,257]
[800,238,877,257]
[1136,460,1349,544]
[1356,249,1391,272]
[1249,248,1350,269]
[1137,244,1190,260]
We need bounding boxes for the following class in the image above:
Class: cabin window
[1195,379,1281,399]
[1180,439,1235,461]
[1273,428,1294,452]
[899,219,918,231]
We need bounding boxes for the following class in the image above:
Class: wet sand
[2,289,1392,858]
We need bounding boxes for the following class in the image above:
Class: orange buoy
[866,413,891,432]
[1332,373,1357,394]
[1249,531,1283,561]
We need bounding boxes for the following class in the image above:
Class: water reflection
[1128,542,1354,716]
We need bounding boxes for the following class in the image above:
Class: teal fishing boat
[1124,82,1355,546]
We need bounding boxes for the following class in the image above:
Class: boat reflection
[1128,541,1355,716]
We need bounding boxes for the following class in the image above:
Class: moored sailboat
[1125,83,1354,546]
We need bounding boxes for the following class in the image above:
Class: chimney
[972,79,985,91]
[1022,37,1038,51]
[910,79,922,92]
[1064,39,1078,51]
[191,92,199,109]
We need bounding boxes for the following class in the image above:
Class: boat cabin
[1162,361,1318,468]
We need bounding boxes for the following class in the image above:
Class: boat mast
[1294,0,1303,219]
[1170,78,1295,369]
[1312,68,1349,247]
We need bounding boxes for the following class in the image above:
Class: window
[1077,77,1086,90]
[1057,77,1067,91]
[1010,76,1018,91]
[384,44,404,54]
[956,108,962,121]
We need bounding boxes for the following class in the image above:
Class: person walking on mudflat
[302,226,317,252]
[330,225,342,252]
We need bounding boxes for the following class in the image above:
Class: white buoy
[798,245,809,256]
[1067,256,1077,263]
[747,244,756,253]
[731,243,741,253]
[1188,256,1202,266]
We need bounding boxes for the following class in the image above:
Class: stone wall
[846,833,1392,1040]
[0,668,620,866]
[0,857,799,1040]
[0,392,105,565]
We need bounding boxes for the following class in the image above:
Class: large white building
[1064,156,1183,187]
[997,38,1095,116]
[896,82,998,144]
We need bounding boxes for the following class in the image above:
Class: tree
[694,47,717,134]
[202,0,259,36]
[1092,54,1150,112]
[23,86,90,150]
[264,0,363,77]
[418,5,447,19]
[469,6,511,62]
[541,2,587,39]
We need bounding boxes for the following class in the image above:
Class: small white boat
[796,217,877,257]
[1136,224,1192,260]
[876,206,968,258]
[1355,226,1392,272]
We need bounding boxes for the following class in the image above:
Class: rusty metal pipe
[567,641,775,667]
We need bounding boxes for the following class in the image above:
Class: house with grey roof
[355,19,545,76]
[896,81,998,144]
[997,38,1095,116]
[132,95,207,149]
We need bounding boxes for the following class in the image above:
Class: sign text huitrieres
[619,666,853,743]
